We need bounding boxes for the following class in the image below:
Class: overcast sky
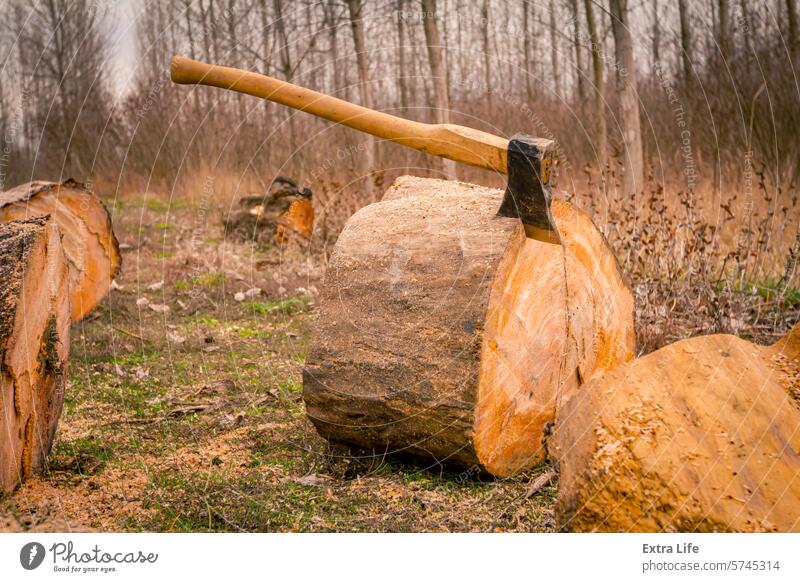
[106,0,140,98]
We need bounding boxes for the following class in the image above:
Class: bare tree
[651,0,660,69]
[346,0,377,192]
[549,0,561,98]
[481,0,492,109]
[570,0,584,101]
[717,0,730,60]
[584,0,607,169]
[523,1,535,104]
[11,0,115,177]
[609,0,643,197]
[677,0,694,86]
[421,0,455,177]
[788,0,799,63]
[396,0,409,112]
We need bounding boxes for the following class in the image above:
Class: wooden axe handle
[171,56,509,174]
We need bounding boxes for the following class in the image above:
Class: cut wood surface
[303,176,634,477]
[0,216,71,493]
[275,198,314,245]
[0,179,121,321]
[553,324,800,532]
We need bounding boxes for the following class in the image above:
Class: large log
[553,324,800,532]
[1,216,71,493]
[303,176,634,476]
[0,179,121,321]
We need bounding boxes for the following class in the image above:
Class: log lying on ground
[1,216,71,493]
[225,176,314,245]
[303,176,634,477]
[553,324,800,532]
[0,179,121,321]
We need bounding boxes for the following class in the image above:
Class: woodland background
[0,0,798,345]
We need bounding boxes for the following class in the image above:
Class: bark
[303,176,634,477]
[554,325,800,532]
[789,0,799,63]
[609,0,644,197]
[678,0,693,86]
[272,0,298,163]
[346,0,377,194]
[0,180,121,322]
[717,0,730,61]
[549,0,561,98]
[523,1,534,104]
[421,0,456,178]
[396,0,409,112]
[738,0,754,56]
[481,0,492,108]
[651,0,660,69]
[570,0,584,101]
[0,216,70,493]
[585,0,607,168]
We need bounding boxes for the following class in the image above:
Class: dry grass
[1,165,797,532]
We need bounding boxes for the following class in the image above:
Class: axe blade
[496,135,560,245]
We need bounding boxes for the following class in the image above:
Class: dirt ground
[0,190,557,533]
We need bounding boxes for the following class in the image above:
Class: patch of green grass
[174,272,225,292]
[233,326,272,339]
[191,314,220,328]
[146,198,169,212]
[111,350,157,367]
[246,295,310,316]
[52,436,114,463]
[715,279,800,306]
[154,222,173,230]
[155,251,173,259]
[278,380,302,394]
[49,436,115,476]
[194,272,225,287]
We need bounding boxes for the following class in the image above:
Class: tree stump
[1,216,71,493]
[0,179,121,321]
[553,324,800,532]
[303,176,634,476]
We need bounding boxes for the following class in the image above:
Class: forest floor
[0,190,557,532]
[2,175,797,532]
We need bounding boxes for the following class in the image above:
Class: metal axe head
[496,134,560,245]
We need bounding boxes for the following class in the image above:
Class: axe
[170,56,559,244]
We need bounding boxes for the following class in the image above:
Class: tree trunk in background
[717,0,730,61]
[584,0,607,170]
[396,0,409,113]
[481,0,492,109]
[346,0,377,194]
[421,0,456,178]
[523,1,534,104]
[570,0,584,102]
[549,0,561,98]
[651,0,660,70]
[678,0,693,86]
[609,0,643,198]
[273,0,298,171]
[738,0,754,56]
[788,0,799,64]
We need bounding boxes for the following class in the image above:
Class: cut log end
[303,176,634,477]
[0,216,71,493]
[0,179,121,321]
[553,325,800,532]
